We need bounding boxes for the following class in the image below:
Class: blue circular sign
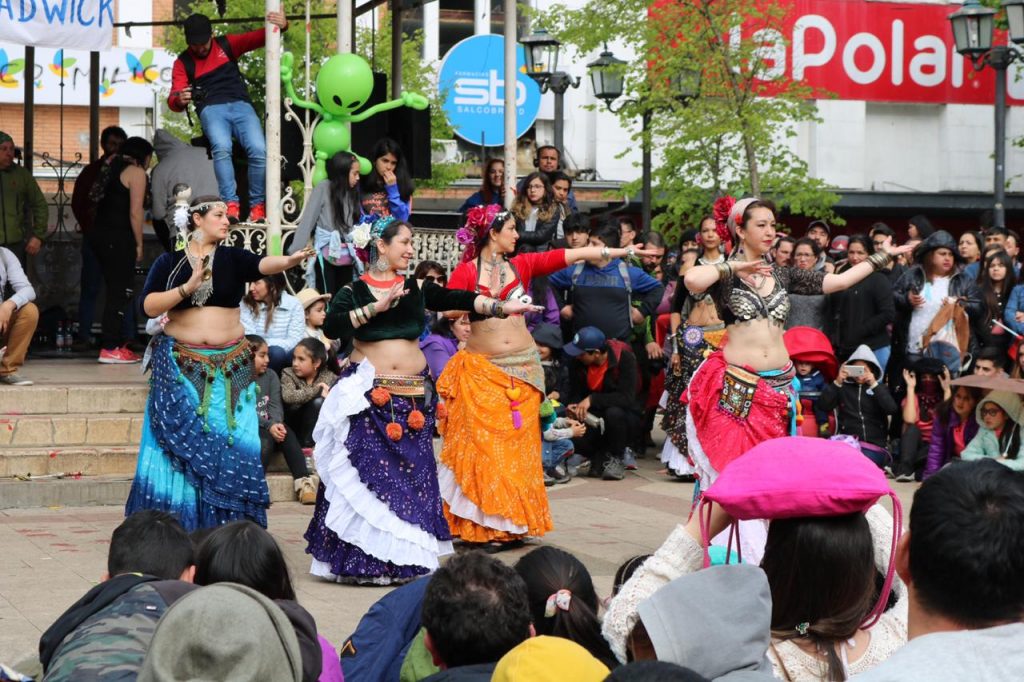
[438,34,541,147]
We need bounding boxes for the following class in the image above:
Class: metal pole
[503,0,517,208]
[474,0,491,35]
[338,0,352,52]
[554,87,564,155]
[266,1,283,253]
[642,109,652,232]
[89,52,100,164]
[23,47,34,172]
[993,49,1009,230]
[391,2,403,98]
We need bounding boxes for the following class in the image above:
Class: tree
[162,0,462,189]
[545,0,841,237]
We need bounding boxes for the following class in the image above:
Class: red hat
[784,326,838,382]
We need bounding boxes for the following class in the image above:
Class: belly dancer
[126,195,312,531]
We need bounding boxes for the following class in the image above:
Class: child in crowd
[785,327,838,437]
[895,358,949,481]
[533,323,569,401]
[817,345,899,467]
[795,360,830,435]
[297,288,334,355]
[961,391,1024,469]
[923,385,982,479]
[247,335,317,505]
[281,338,338,449]
[540,399,584,486]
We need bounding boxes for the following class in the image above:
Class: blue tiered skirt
[125,335,269,531]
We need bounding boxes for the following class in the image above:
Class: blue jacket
[1003,283,1024,335]
[549,260,664,342]
[339,576,430,682]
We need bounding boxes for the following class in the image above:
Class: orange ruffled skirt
[436,349,553,543]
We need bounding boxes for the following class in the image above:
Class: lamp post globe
[587,48,627,106]
[521,28,561,83]
[1004,0,1024,44]
[948,0,996,57]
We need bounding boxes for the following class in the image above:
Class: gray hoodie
[637,564,776,681]
[150,130,218,221]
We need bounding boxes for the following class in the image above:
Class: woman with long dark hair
[512,171,560,253]
[514,546,618,669]
[91,136,153,364]
[241,274,307,373]
[288,150,364,294]
[831,235,896,372]
[907,215,935,241]
[923,385,981,479]
[303,217,539,585]
[974,250,1018,356]
[359,137,413,220]
[459,157,507,215]
[958,230,983,267]
[126,195,311,530]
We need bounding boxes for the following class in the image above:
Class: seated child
[795,360,830,434]
[533,323,569,401]
[297,288,336,355]
[248,335,317,505]
[961,390,1024,470]
[817,345,898,467]
[281,338,338,449]
[540,399,584,486]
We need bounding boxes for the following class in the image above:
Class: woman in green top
[303,216,539,585]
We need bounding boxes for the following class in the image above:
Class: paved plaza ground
[0,450,917,669]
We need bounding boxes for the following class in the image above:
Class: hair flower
[350,224,372,249]
[456,226,476,246]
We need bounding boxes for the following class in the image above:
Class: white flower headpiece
[349,224,372,249]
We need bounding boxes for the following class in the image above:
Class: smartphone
[843,364,865,377]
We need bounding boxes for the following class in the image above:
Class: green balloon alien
[281,51,429,185]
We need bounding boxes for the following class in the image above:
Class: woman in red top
[439,205,655,549]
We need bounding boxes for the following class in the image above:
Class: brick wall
[152,0,175,46]
[0,105,121,166]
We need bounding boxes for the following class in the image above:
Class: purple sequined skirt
[304,360,453,584]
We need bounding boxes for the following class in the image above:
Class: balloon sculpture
[281,51,429,184]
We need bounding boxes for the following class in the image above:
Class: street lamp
[588,45,699,232]
[949,0,1022,229]
[521,28,581,156]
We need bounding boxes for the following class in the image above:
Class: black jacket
[832,270,895,358]
[817,349,898,448]
[568,340,641,414]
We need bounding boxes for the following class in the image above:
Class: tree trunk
[743,132,760,196]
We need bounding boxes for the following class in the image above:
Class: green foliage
[544,0,841,239]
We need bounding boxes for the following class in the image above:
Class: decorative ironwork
[410,228,461,274]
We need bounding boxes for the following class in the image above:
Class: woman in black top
[974,249,1018,356]
[90,136,152,364]
[831,234,896,373]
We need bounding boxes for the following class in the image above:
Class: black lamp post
[949,0,1024,229]
[588,45,699,232]
[521,28,581,156]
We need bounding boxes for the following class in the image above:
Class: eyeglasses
[873,240,888,247]
[981,407,1004,417]
[424,275,447,284]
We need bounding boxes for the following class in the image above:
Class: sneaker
[883,466,895,479]
[98,346,141,364]
[622,447,638,470]
[295,476,318,505]
[247,202,266,223]
[543,470,556,487]
[0,373,33,386]
[552,464,572,484]
[894,472,916,483]
[570,459,590,478]
[226,201,241,223]
[602,458,626,481]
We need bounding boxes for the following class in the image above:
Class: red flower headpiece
[712,196,735,253]
[457,204,512,263]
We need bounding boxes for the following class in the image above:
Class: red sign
[730,0,1022,105]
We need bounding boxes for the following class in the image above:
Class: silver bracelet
[715,261,732,281]
[867,251,890,272]
[626,247,636,259]
[600,246,610,259]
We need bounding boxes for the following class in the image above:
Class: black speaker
[386,104,432,180]
[351,72,389,161]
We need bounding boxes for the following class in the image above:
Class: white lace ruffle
[437,460,529,534]
[312,359,453,571]
[659,438,695,475]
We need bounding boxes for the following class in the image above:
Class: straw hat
[296,288,331,310]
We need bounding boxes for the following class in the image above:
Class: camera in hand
[190,85,207,103]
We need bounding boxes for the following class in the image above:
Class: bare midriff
[466,315,534,356]
[722,318,789,372]
[687,298,722,328]
[351,338,427,375]
[164,307,246,347]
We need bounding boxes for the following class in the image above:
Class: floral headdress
[349,214,396,263]
[712,195,759,254]
[457,204,511,263]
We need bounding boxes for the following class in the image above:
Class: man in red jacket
[167,12,289,223]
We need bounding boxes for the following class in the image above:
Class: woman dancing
[303,216,539,585]
[439,205,655,549]
[683,198,910,492]
[126,195,312,531]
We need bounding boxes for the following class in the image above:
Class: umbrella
[783,326,838,382]
[950,374,1024,395]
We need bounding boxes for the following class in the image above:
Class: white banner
[0,43,174,108]
[0,0,114,51]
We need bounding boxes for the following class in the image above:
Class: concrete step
[0,474,302,510]
[0,384,149,416]
[0,415,145,447]
[0,446,139,478]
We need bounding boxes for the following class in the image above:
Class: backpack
[570,260,633,332]
[605,338,643,397]
[178,36,236,86]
